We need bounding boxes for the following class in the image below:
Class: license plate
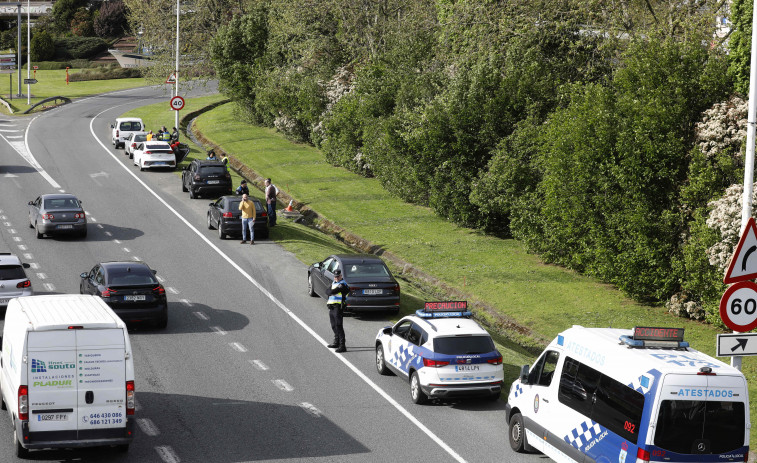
[37,414,68,421]
[207,180,220,184]
[124,295,146,301]
[455,365,480,372]
[57,224,73,229]
[363,289,382,295]
[154,161,167,166]
[0,298,9,304]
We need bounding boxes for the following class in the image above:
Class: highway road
[0,86,542,462]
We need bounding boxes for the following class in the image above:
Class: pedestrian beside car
[171,127,179,143]
[158,126,171,141]
[220,153,229,165]
[238,193,256,245]
[264,178,277,227]
[206,150,217,161]
[235,180,249,195]
[146,130,154,141]
[327,269,349,353]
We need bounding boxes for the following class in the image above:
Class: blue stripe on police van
[564,419,603,450]
[557,335,564,346]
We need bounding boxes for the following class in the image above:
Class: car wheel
[139,162,145,172]
[14,428,28,458]
[129,151,133,160]
[486,392,500,402]
[509,412,527,452]
[189,188,196,199]
[155,310,168,330]
[375,344,392,376]
[410,371,427,405]
[80,228,87,239]
[218,223,226,239]
[307,274,316,297]
[182,177,188,192]
[207,214,214,230]
[35,223,43,239]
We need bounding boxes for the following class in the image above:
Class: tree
[94,1,128,38]
[31,30,55,61]
[71,8,94,37]
[51,0,88,34]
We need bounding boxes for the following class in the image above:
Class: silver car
[124,132,148,159]
[28,194,87,239]
[0,253,32,308]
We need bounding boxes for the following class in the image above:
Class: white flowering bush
[705,183,757,272]
[695,95,747,160]
[313,66,355,146]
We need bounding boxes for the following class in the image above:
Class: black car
[181,160,232,199]
[207,195,269,240]
[308,254,400,313]
[79,261,168,329]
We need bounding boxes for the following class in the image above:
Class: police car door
[387,320,413,378]
[519,350,563,456]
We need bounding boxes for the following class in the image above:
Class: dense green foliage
[728,0,751,95]
[53,37,107,60]
[94,1,128,38]
[31,30,55,62]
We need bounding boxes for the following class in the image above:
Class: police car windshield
[0,265,24,280]
[433,336,495,355]
[654,400,745,453]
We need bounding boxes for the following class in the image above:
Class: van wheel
[509,412,527,452]
[375,344,392,376]
[14,429,28,459]
[410,371,427,404]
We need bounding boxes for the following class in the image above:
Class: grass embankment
[126,97,757,445]
[0,68,147,115]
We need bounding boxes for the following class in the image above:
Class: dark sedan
[308,254,400,313]
[80,261,168,329]
[28,194,87,239]
[207,195,269,240]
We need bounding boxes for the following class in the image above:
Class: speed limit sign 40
[720,281,757,332]
[170,96,185,111]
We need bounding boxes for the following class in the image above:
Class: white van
[0,295,135,457]
[506,326,749,463]
[111,117,145,149]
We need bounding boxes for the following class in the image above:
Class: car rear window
[119,121,142,131]
[44,198,79,209]
[199,166,228,176]
[228,200,241,210]
[433,335,495,355]
[344,263,390,278]
[0,265,25,280]
[135,135,148,142]
[107,267,158,286]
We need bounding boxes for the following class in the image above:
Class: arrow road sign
[724,217,757,283]
[23,78,36,85]
[717,333,757,356]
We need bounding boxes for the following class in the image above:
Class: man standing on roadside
[327,269,349,353]
[238,193,256,245]
[264,178,277,227]
[236,180,249,195]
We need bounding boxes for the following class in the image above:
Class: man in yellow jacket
[238,194,256,245]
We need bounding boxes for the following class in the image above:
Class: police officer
[327,269,349,353]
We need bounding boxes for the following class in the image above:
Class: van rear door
[27,331,78,437]
[76,329,127,438]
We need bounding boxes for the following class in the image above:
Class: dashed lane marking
[137,418,160,436]
[229,342,247,353]
[273,379,294,392]
[181,299,193,307]
[250,360,269,371]
[299,402,322,418]
[155,445,180,463]
[210,326,227,335]
[192,311,207,320]
[43,283,55,291]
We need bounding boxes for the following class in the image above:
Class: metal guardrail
[22,96,70,114]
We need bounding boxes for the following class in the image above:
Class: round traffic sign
[170,96,185,111]
[719,281,757,331]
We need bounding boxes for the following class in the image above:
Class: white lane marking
[122,247,131,253]
[12,237,21,242]
[181,299,193,307]
[137,418,160,436]
[156,275,165,283]
[29,263,39,270]
[43,283,55,291]
[3,222,10,226]
[167,286,178,294]
[8,229,15,234]
[250,360,269,371]
[192,311,207,320]
[299,402,322,418]
[88,107,468,463]
[9,115,62,189]
[210,326,226,335]
[5,135,22,139]
[89,216,97,223]
[97,224,103,229]
[36,273,46,279]
[229,342,247,352]
[134,398,142,411]
[155,445,180,463]
[132,256,141,261]
[17,244,27,251]
[106,232,113,237]
[273,379,294,392]
[113,238,120,243]
[23,253,32,260]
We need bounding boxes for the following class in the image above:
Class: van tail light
[16,280,30,289]
[222,212,233,218]
[487,355,503,365]
[636,448,650,463]
[42,214,54,220]
[423,358,450,368]
[697,367,716,375]
[18,385,28,421]
[126,381,135,415]
[153,285,165,295]
[101,288,117,297]
[116,130,119,138]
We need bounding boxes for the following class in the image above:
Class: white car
[374,302,504,404]
[133,141,176,171]
[111,117,145,149]
[124,132,148,159]
[0,252,32,307]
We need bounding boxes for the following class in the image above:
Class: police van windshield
[434,336,495,355]
[654,400,745,454]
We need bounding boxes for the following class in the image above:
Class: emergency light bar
[417,301,471,318]
[619,326,688,349]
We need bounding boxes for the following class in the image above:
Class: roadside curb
[187,103,549,350]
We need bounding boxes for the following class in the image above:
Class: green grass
[126,96,757,446]
[0,68,148,115]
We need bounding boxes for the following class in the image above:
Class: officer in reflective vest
[327,269,349,353]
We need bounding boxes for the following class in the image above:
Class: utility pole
[16,2,21,97]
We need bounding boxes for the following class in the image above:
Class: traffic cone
[285,200,294,212]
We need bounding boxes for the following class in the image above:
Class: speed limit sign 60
[719,281,757,332]
[170,96,185,111]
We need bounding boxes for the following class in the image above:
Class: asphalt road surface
[0,85,545,462]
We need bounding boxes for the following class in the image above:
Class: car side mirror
[110,124,114,128]
[209,202,215,207]
[519,364,530,384]
[27,201,33,206]
[152,270,157,275]
[382,326,392,335]
[80,272,88,278]
[183,166,189,171]
[22,263,30,269]
[312,262,321,269]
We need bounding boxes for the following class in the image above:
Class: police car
[506,325,750,463]
[374,301,504,404]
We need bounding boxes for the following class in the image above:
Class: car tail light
[145,151,152,155]
[636,448,650,463]
[101,288,117,297]
[16,280,30,289]
[131,142,136,148]
[487,355,503,365]
[153,285,165,295]
[222,212,233,218]
[225,172,231,179]
[393,285,400,293]
[116,130,119,137]
[18,385,28,421]
[42,213,54,220]
[423,358,450,368]
[75,212,85,219]
[260,211,267,217]
[126,381,135,415]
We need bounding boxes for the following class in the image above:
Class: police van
[0,295,135,457]
[506,326,749,463]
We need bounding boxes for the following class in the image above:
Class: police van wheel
[410,372,427,404]
[14,429,28,459]
[509,412,526,452]
[375,344,392,376]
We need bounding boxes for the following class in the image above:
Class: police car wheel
[410,372,427,404]
[509,412,526,452]
[375,344,392,376]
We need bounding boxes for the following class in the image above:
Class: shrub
[54,37,108,60]
[31,30,55,62]
[94,1,127,38]
[68,65,142,81]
